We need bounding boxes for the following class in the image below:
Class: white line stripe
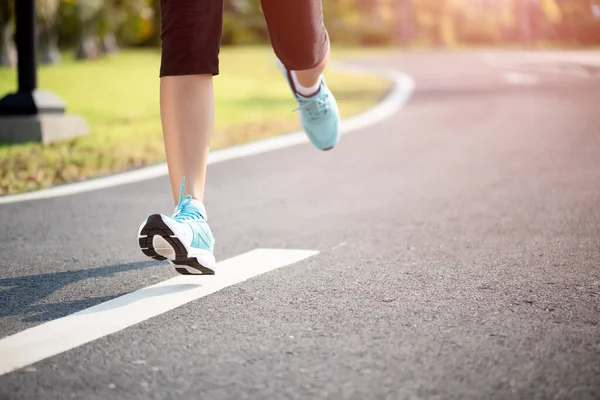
[0,63,415,205]
[503,72,538,85]
[483,52,592,78]
[0,248,318,376]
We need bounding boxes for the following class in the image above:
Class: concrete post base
[0,114,89,144]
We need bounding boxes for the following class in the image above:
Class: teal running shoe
[278,62,341,151]
[138,178,216,275]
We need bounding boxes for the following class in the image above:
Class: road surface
[1,50,599,400]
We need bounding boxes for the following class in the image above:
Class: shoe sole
[138,214,215,275]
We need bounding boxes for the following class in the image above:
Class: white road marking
[485,50,600,67]
[503,72,538,85]
[483,52,595,78]
[0,63,415,205]
[0,248,318,376]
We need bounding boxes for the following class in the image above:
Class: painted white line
[503,72,538,85]
[0,248,318,376]
[485,51,600,67]
[483,52,592,78]
[0,63,415,205]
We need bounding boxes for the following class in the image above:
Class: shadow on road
[0,261,159,323]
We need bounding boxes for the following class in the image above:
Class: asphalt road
[1,50,599,400]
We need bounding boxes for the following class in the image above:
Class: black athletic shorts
[159,0,329,77]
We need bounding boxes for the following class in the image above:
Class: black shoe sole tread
[139,214,215,275]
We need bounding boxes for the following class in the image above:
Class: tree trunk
[74,2,100,60]
[150,0,161,46]
[396,0,415,46]
[0,0,15,67]
[75,34,99,60]
[0,18,15,67]
[75,22,100,61]
[100,32,118,54]
[516,0,533,47]
[39,21,61,64]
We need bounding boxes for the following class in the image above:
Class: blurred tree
[514,0,529,45]
[115,0,155,46]
[451,0,504,46]
[55,0,78,49]
[0,0,15,67]
[541,0,563,23]
[97,0,122,54]
[37,0,61,64]
[558,0,600,43]
[74,0,102,60]
[2,0,594,58]
[352,0,396,45]
[412,0,450,46]
[395,0,416,45]
[222,0,267,45]
[144,0,160,46]
[513,0,558,44]
[322,0,354,44]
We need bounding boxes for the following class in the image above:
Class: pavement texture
[0,50,599,400]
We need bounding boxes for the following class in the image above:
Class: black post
[0,0,65,116]
[16,0,37,92]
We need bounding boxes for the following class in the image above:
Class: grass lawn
[0,46,392,196]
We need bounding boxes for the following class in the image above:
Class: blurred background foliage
[0,0,599,67]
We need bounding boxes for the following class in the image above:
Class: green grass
[0,46,392,195]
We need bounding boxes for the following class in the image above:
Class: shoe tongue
[187,199,208,221]
[173,196,208,221]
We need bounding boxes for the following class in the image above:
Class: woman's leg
[160,75,214,204]
[261,0,341,150]
[138,0,222,275]
[159,0,222,204]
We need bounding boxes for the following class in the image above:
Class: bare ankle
[294,55,328,88]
